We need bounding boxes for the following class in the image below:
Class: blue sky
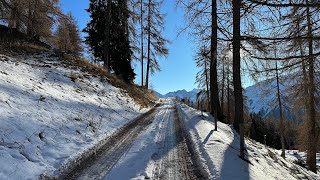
[60,0,255,95]
[60,0,199,95]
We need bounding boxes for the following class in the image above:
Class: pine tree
[84,0,135,83]
[145,0,168,89]
[110,0,135,82]
[83,0,105,60]
[244,0,320,171]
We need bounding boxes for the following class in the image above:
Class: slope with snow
[0,54,149,179]
[244,77,298,121]
[177,103,319,179]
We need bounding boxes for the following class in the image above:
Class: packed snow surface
[0,54,148,179]
[177,103,319,180]
[105,99,196,180]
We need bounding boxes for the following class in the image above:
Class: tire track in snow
[55,105,160,180]
[151,101,199,180]
[151,106,170,179]
[56,101,202,180]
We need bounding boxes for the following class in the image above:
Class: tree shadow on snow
[220,127,250,180]
[203,130,214,145]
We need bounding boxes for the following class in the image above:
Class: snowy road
[62,99,201,180]
[148,101,198,180]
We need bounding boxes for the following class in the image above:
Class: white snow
[283,150,320,171]
[0,53,149,179]
[105,100,175,180]
[177,103,319,180]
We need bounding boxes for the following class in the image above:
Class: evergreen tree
[84,0,135,83]
[83,0,105,60]
[110,0,135,82]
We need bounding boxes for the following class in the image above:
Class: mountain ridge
[155,88,201,102]
[155,78,297,121]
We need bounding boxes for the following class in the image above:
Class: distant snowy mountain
[156,89,201,102]
[157,78,298,121]
[153,91,164,98]
[244,78,296,121]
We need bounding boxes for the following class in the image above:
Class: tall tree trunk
[298,20,308,117]
[227,65,230,124]
[27,1,34,36]
[210,0,222,131]
[232,0,245,159]
[140,0,144,87]
[306,1,317,173]
[275,61,285,158]
[302,60,309,123]
[122,0,130,63]
[123,0,129,39]
[145,0,151,90]
[221,62,225,115]
[298,15,310,155]
[205,59,210,112]
[103,0,111,71]
[8,0,20,29]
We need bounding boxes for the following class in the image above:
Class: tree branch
[247,0,320,8]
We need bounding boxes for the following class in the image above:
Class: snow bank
[0,54,149,179]
[177,103,319,180]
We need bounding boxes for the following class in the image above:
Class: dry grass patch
[0,43,49,54]
[61,54,158,107]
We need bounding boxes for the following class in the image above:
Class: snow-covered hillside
[244,78,296,120]
[0,53,149,179]
[177,104,319,179]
